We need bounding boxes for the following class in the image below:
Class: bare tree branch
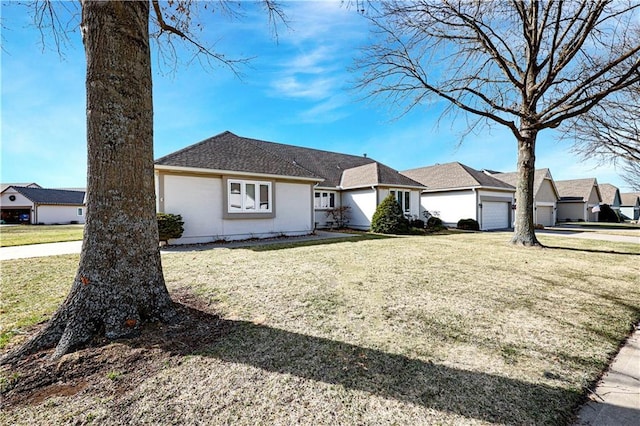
[352,0,640,244]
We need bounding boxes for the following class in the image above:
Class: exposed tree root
[0,293,177,366]
[509,235,544,248]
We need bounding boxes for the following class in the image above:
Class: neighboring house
[154,131,425,243]
[598,183,622,212]
[0,186,86,224]
[0,182,41,192]
[555,178,602,222]
[401,162,516,230]
[486,168,560,227]
[620,193,640,221]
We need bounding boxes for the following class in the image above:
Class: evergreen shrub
[371,194,410,234]
[157,213,184,242]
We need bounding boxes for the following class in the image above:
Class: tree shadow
[542,245,640,256]
[5,289,633,424]
[147,301,586,425]
[244,233,392,252]
[160,233,392,254]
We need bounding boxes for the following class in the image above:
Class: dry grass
[1,232,639,425]
[0,225,84,247]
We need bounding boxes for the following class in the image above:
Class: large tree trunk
[511,129,541,246]
[2,0,176,364]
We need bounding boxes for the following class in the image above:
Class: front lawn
[1,233,639,425]
[0,224,84,247]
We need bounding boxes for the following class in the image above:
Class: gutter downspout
[473,188,480,229]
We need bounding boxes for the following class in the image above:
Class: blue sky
[1,1,632,191]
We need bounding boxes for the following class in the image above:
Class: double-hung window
[314,191,335,209]
[228,179,272,213]
[390,189,411,213]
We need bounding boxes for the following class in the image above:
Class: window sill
[223,211,275,220]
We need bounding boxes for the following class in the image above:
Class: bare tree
[564,86,640,191]
[1,0,284,364]
[353,0,640,245]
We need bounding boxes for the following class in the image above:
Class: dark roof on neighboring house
[12,186,85,205]
[401,162,515,191]
[598,183,620,205]
[555,178,601,202]
[1,183,41,192]
[487,168,559,199]
[155,131,424,189]
[621,192,640,206]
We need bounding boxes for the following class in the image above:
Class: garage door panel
[482,202,509,230]
[536,206,554,227]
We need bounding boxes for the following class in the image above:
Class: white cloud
[297,94,351,123]
[271,74,340,100]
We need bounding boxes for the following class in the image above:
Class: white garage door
[481,202,509,230]
[536,206,554,227]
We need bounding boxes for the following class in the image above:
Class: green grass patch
[1,233,639,424]
[0,225,84,247]
[0,255,77,348]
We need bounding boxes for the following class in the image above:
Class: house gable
[621,193,640,207]
[598,183,621,208]
[488,168,559,202]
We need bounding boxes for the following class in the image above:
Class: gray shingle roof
[340,162,424,189]
[555,178,600,202]
[155,131,320,180]
[620,192,640,206]
[12,186,85,205]
[155,131,424,189]
[401,162,515,191]
[598,183,620,205]
[488,168,557,199]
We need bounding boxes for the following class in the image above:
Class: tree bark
[511,126,541,246]
[2,0,176,363]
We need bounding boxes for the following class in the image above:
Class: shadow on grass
[2,296,620,424]
[542,245,640,256]
[160,233,393,254]
[244,233,392,252]
[158,303,584,424]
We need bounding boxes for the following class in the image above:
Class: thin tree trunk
[511,129,541,246]
[2,0,176,364]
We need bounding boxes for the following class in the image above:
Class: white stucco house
[486,168,560,227]
[620,193,640,221]
[555,178,602,222]
[0,185,86,224]
[401,162,516,230]
[154,131,425,244]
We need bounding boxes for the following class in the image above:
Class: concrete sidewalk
[0,240,83,260]
[574,326,640,425]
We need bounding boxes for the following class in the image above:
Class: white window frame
[390,189,411,213]
[314,191,336,210]
[227,179,272,213]
[77,207,84,216]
